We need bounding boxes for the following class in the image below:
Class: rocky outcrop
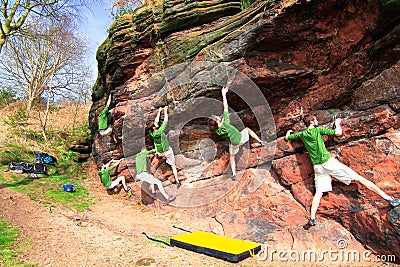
[89,0,400,260]
[66,136,92,162]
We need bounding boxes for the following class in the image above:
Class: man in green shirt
[98,94,117,144]
[285,114,400,227]
[98,159,131,192]
[149,106,181,187]
[210,87,266,181]
[98,94,112,135]
[135,149,176,202]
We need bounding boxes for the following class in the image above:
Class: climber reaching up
[98,93,117,144]
[209,87,266,181]
[285,114,400,227]
[98,94,112,135]
[149,106,181,187]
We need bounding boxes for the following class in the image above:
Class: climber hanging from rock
[149,106,182,188]
[135,149,176,203]
[285,114,400,227]
[98,158,131,193]
[98,93,117,144]
[209,87,266,181]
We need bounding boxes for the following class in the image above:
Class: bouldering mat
[170,231,261,262]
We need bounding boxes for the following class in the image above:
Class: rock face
[89,0,400,260]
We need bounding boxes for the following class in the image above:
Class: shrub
[0,89,16,108]
[3,107,29,135]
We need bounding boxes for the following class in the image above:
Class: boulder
[89,0,400,259]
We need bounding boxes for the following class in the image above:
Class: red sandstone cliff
[89,0,400,260]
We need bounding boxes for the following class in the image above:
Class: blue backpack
[63,184,75,192]
[35,152,57,165]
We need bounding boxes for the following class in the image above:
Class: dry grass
[0,101,91,156]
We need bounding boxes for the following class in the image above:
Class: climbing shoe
[166,196,176,203]
[389,197,400,207]
[308,219,316,226]
[124,185,131,192]
[260,141,267,147]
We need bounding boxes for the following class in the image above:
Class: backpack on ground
[8,161,34,173]
[32,162,49,175]
[63,184,75,192]
[35,152,57,165]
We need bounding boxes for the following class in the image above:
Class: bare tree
[110,0,144,18]
[0,16,89,108]
[0,0,94,53]
[0,16,93,140]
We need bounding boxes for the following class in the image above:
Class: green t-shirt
[135,149,156,174]
[215,111,242,146]
[97,165,116,187]
[98,105,109,130]
[149,121,170,153]
[287,127,336,165]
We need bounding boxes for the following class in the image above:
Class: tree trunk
[41,86,54,142]
[27,96,34,111]
[0,35,5,53]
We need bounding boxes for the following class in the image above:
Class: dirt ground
[0,167,266,267]
[0,169,397,267]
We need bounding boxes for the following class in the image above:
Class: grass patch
[0,139,95,211]
[0,102,96,264]
[0,217,34,267]
[0,169,95,212]
[0,119,95,212]
[147,235,171,248]
[0,145,34,165]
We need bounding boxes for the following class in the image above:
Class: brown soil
[0,167,264,267]
[0,165,395,267]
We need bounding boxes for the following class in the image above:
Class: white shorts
[229,128,250,155]
[107,178,120,189]
[136,172,162,187]
[156,147,176,165]
[314,157,358,193]
[99,127,112,136]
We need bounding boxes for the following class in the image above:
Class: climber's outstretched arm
[222,87,229,113]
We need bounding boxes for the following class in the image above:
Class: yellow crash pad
[170,231,261,262]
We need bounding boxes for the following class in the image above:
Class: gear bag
[32,163,48,175]
[8,161,34,173]
[35,152,57,165]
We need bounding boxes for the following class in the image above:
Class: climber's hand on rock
[285,130,293,140]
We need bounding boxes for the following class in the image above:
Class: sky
[81,1,114,79]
